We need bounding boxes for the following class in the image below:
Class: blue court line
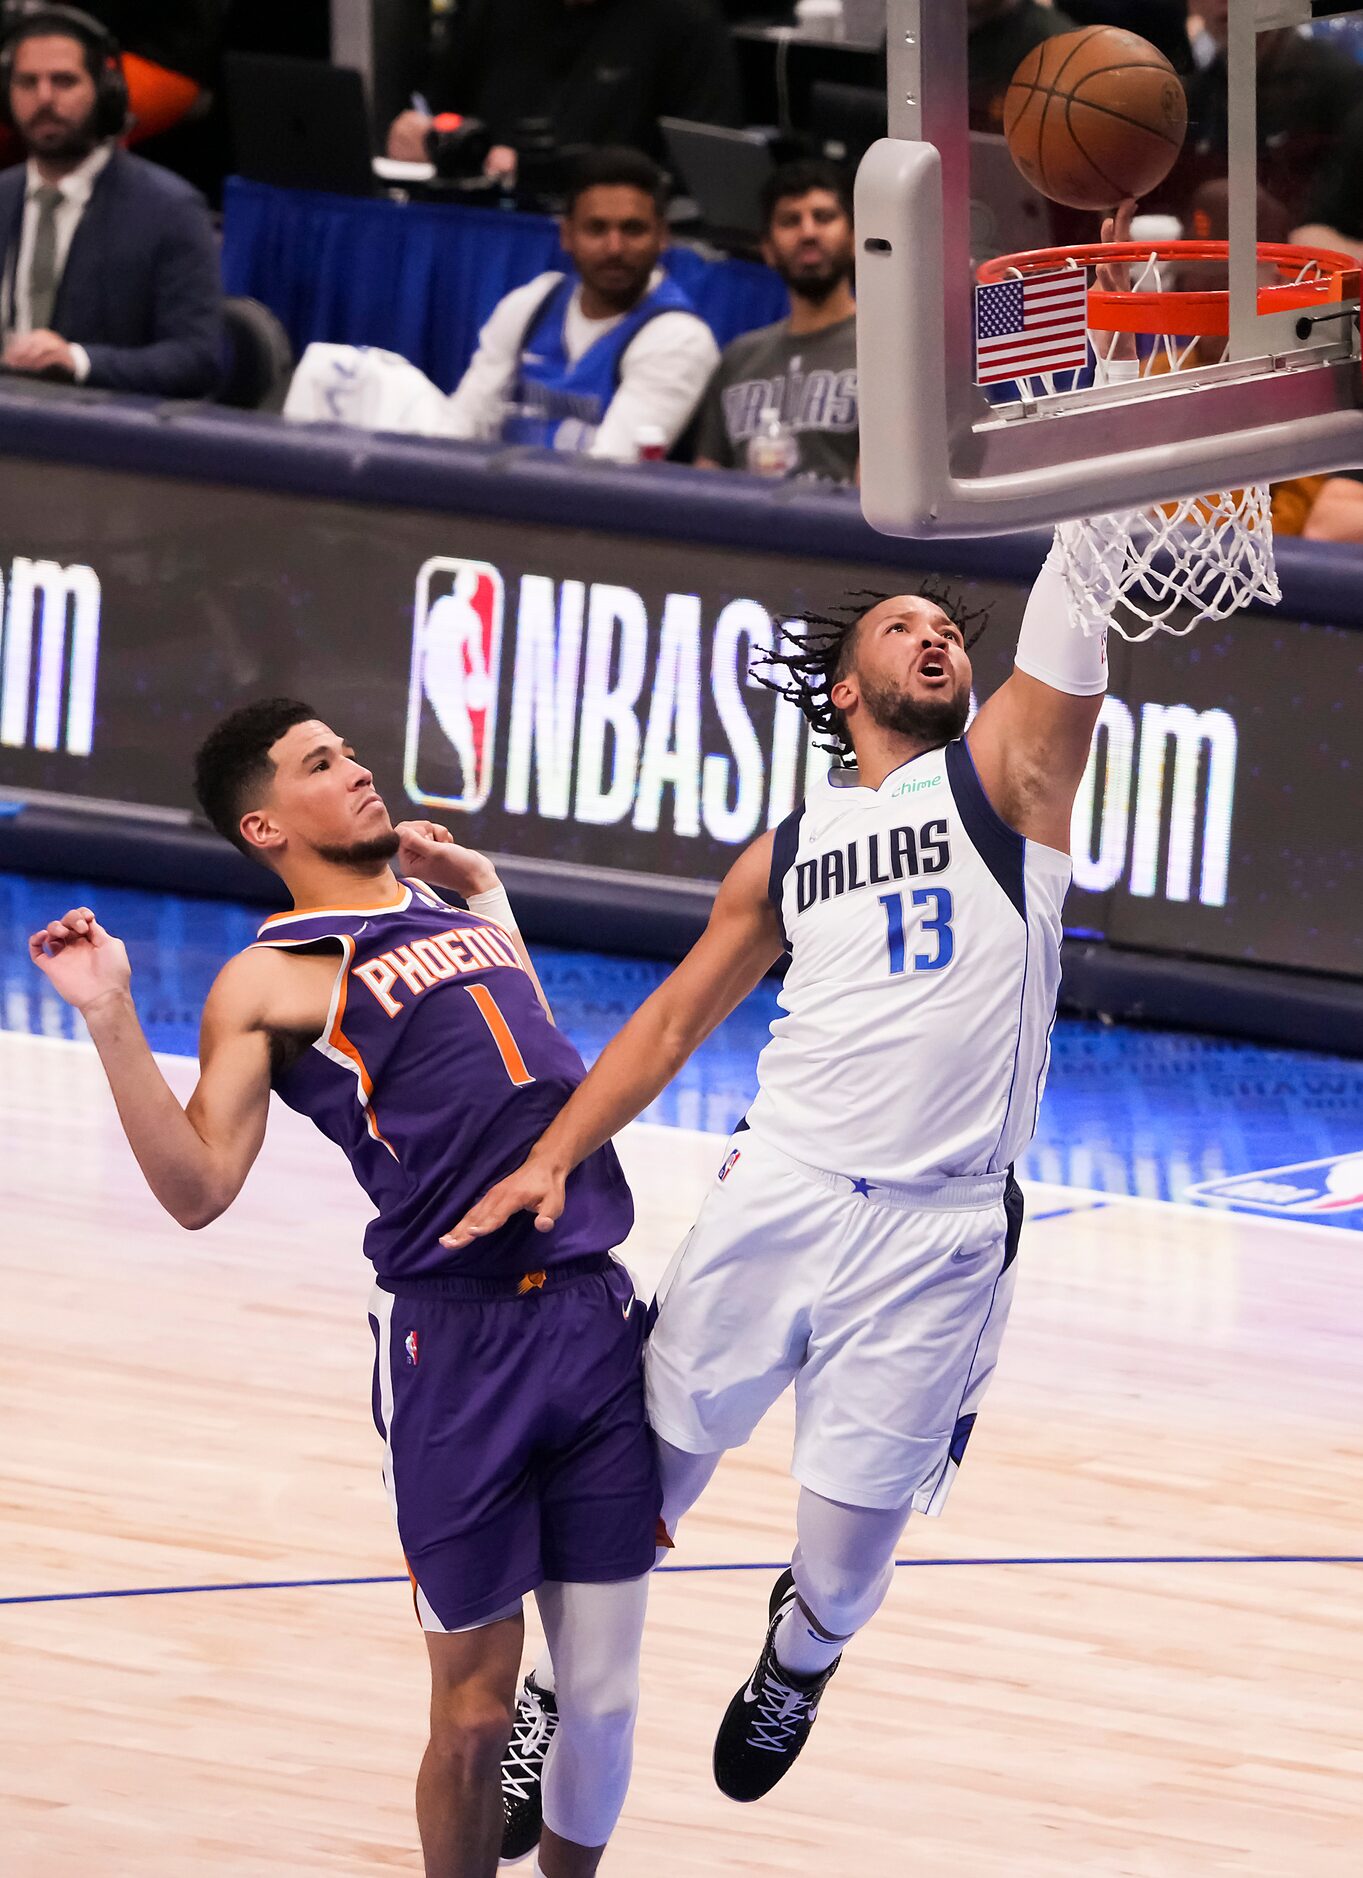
[669,1554,1363,1571]
[4,1553,1362,1608]
[0,1573,406,1606]
[1028,1200,1111,1224]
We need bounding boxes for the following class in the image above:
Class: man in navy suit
[0,6,221,396]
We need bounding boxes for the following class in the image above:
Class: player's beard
[310,831,402,868]
[860,673,971,745]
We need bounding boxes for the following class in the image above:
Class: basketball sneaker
[712,1568,841,1803]
[499,1670,558,1866]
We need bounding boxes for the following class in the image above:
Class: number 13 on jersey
[879,889,955,975]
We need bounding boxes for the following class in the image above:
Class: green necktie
[28,184,64,331]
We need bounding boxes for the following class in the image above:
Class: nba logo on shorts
[718,1149,741,1183]
[404,557,505,813]
[1187,1152,1363,1216]
[405,1329,419,1366]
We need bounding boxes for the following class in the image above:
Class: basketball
[1003,26,1189,212]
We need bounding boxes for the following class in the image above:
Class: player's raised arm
[393,817,555,1022]
[964,535,1110,853]
[442,834,786,1247]
[30,908,275,1230]
[966,200,1137,853]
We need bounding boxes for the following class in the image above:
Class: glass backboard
[857,0,1363,537]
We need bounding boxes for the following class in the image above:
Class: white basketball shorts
[644,1130,1023,1514]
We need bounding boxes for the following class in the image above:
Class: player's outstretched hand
[28,908,131,1013]
[394,820,499,898]
[440,1153,567,1249]
[1096,196,1138,292]
[1095,197,1139,367]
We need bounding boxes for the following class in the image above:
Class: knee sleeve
[541,1686,637,1848]
[552,1656,640,1736]
[791,1488,913,1641]
[534,1576,648,1848]
[792,1551,898,1640]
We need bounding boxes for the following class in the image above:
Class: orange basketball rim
[978,239,1363,339]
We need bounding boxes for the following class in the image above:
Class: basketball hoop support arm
[858,0,1363,538]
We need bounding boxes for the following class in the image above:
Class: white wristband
[466,883,517,932]
[1092,349,1141,387]
[1013,532,1111,697]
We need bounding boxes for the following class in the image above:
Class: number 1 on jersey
[465,984,536,1086]
[879,889,955,976]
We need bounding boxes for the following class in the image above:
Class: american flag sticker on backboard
[974,269,1089,386]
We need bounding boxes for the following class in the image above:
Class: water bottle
[746,406,801,479]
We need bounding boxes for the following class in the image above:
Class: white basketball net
[1054,480,1279,644]
[1006,249,1290,643]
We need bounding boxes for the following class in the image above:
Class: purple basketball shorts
[367,1254,660,1631]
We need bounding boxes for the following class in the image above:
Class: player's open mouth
[918,657,946,681]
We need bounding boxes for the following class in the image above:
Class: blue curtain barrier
[220,177,792,391]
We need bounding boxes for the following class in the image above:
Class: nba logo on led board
[405,558,505,813]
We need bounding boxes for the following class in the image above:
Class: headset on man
[0,3,129,138]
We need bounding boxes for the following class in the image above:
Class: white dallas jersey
[745,738,1071,1183]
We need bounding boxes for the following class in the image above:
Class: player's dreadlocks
[751,579,994,762]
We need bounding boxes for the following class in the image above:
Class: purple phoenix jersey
[252,879,633,1279]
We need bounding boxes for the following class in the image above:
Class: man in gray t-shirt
[694,159,859,484]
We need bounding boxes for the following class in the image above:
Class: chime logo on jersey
[1187,1152,1363,1215]
[404,557,505,813]
[405,1329,420,1366]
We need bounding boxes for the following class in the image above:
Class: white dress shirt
[6,142,113,381]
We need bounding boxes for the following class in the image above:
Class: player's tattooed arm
[29,908,277,1230]
[442,835,786,1246]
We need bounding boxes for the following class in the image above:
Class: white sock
[530,1649,555,1696]
[774,1602,846,1677]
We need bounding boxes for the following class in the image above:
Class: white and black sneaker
[499,1671,558,1866]
[712,1569,841,1803]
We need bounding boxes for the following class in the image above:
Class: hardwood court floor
[3,1030,1361,1877]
